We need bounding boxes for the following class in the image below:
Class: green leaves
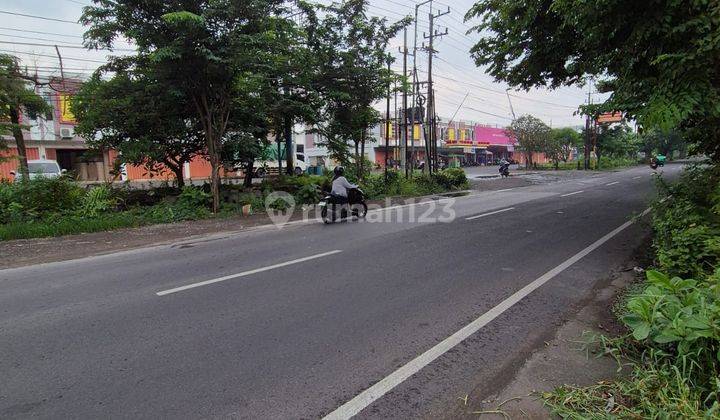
[623,269,720,367]
[161,11,205,27]
[466,0,720,160]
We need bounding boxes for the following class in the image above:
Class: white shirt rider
[331,176,358,197]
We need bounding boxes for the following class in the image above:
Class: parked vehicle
[253,141,307,177]
[10,160,66,182]
[319,188,368,224]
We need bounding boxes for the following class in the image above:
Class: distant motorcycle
[499,163,510,178]
[319,188,368,224]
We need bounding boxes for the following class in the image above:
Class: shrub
[0,177,84,223]
[78,185,117,217]
[433,168,468,190]
[295,184,321,205]
[652,164,720,280]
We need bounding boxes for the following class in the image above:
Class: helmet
[333,166,345,176]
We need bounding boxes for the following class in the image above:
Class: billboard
[596,112,623,124]
[59,94,75,123]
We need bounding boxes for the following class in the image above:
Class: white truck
[254,144,307,177]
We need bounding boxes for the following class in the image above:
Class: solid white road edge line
[465,207,515,220]
[322,208,651,420]
[560,190,584,197]
[606,181,620,186]
[156,250,343,296]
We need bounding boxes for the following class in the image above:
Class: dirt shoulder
[451,260,645,419]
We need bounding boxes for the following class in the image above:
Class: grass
[544,351,720,418]
[533,157,640,171]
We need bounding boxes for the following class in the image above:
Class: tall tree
[311,0,407,176]
[547,127,581,168]
[82,0,291,212]
[0,54,51,178]
[258,6,323,176]
[73,69,204,188]
[466,0,720,159]
[506,115,550,169]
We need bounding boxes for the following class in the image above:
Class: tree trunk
[277,137,283,175]
[284,117,293,175]
[244,160,254,187]
[171,163,185,189]
[206,132,221,213]
[360,129,366,179]
[9,106,29,180]
[354,140,360,175]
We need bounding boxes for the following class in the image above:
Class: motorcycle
[319,188,368,224]
[499,163,510,178]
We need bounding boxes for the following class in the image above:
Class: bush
[78,185,117,217]
[0,177,84,223]
[432,168,468,190]
[544,164,720,417]
[652,164,720,280]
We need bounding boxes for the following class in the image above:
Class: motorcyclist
[499,158,510,176]
[331,166,358,206]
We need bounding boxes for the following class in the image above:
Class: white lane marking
[465,207,515,220]
[369,198,454,214]
[606,181,620,186]
[156,250,343,296]
[633,176,642,180]
[322,209,651,420]
[495,188,514,193]
[560,190,584,197]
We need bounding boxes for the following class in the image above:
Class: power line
[0,49,109,63]
[0,27,83,39]
[0,10,78,24]
[0,33,87,45]
[0,40,135,52]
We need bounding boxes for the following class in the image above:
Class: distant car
[10,160,66,182]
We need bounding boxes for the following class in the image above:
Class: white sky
[0,0,605,129]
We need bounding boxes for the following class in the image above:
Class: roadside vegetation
[543,164,720,418]
[0,168,467,241]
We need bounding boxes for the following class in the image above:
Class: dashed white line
[606,181,620,186]
[156,250,343,296]
[322,209,651,420]
[494,188,515,193]
[560,190,584,197]
[465,207,515,220]
[633,176,642,180]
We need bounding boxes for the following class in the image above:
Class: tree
[73,69,204,188]
[550,127,581,164]
[506,115,550,169]
[256,7,323,176]
[639,129,687,160]
[466,0,720,159]
[82,0,292,212]
[311,0,407,176]
[0,54,51,178]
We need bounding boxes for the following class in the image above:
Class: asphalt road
[0,164,681,419]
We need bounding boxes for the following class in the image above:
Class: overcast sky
[1,0,604,128]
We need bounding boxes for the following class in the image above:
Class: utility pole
[400,28,409,176]
[505,88,516,121]
[424,5,449,174]
[385,59,391,183]
[584,80,593,170]
[411,0,432,175]
[394,76,398,166]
